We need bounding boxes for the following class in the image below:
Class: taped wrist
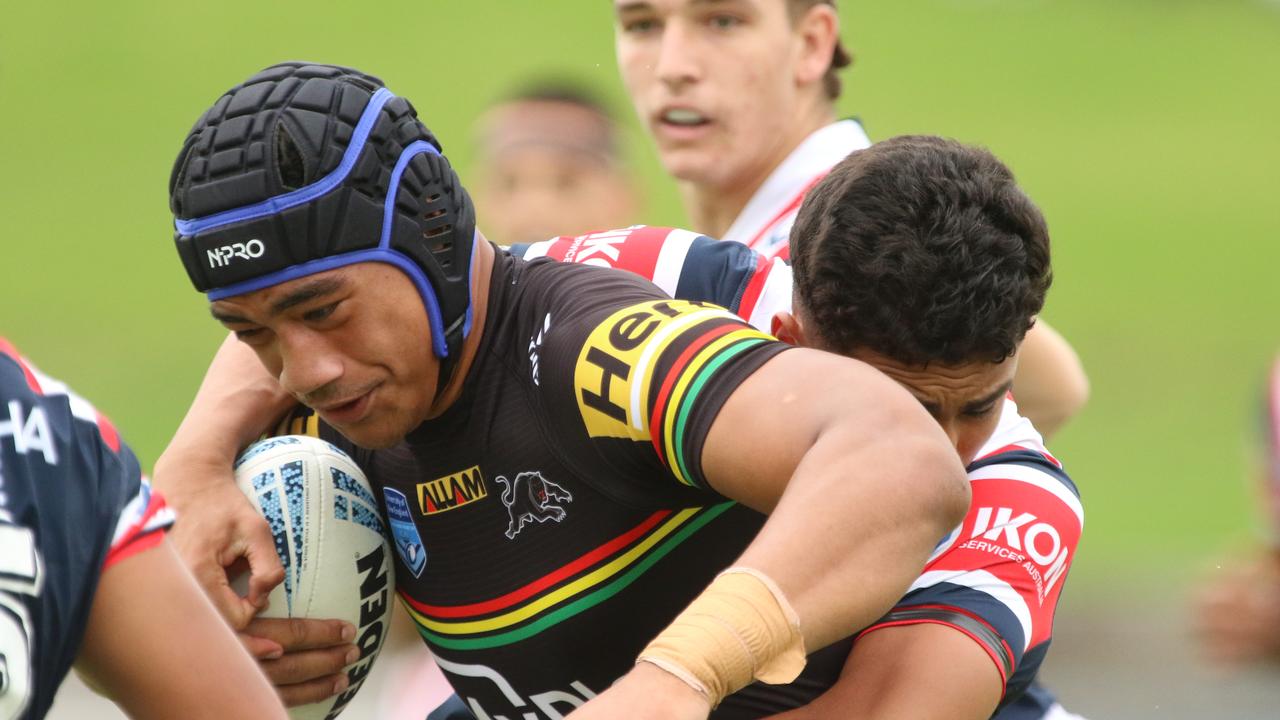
[636,567,807,705]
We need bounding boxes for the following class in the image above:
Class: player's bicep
[700,347,928,512]
[77,539,286,719]
[769,624,1002,720]
[564,298,783,492]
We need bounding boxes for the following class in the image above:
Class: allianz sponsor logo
[417,465,488,515]
[206,238,265,268]
[962,506,1069,602]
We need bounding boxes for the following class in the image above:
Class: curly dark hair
[789,135,1052,366]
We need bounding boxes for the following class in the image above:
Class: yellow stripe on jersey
[573,299,740,440]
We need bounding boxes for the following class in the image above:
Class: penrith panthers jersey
[515,227,1085,716]
[287,249,868,719]
[0,339,173,719]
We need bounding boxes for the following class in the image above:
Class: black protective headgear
[170,62,477,364]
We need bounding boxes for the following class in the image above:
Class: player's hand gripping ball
[233,436,395,719]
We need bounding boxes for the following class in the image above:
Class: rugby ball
[233,435,395,720]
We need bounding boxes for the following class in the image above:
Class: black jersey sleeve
[528,261,791,500]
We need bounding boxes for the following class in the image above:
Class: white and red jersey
[511,227,1084,712]
[719,119,870,260]
[0,338,173,718]
[865,398,1081,703]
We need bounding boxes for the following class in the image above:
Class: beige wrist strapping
[636,567,807,706]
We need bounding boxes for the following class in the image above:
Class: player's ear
[792,2,839,88]
[771,312,806,347]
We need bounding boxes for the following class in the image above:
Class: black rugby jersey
[287,249,855,719]
[0,340,173,719]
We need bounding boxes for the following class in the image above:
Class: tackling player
[611,0,1089,438]
[516,136,1084,719]
[156,63,968,718]
[0,340,286,720]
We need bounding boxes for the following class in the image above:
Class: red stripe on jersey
[102,529,165,571]
[0,338,42,393]
[96,410,121,453]
[402,509,673,617]
[929,473,1081,650]
[608,226,670,279]
[858,605,1013,687]
[648,323,740,462]
[735,254,773,322]
[743,173,828,252]
[103,493,172,570]
[977,443,1061,469]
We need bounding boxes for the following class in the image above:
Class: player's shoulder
[967,398,1082,522]
[0,337,126,462]
[512,225,785,322]
[513,225,711,275]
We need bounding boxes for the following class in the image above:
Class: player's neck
[425,238,495,417]
[681,102,836,239]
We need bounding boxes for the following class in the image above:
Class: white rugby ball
[233,435,395,720]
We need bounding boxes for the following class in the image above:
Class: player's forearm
[155,333,292,492]
[736,416,968,651]
[1011,320,1089,438]
[78,540,288,719]
[765,624,1002,720]
[699,352,969,657]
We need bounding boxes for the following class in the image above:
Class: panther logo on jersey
[496,471,573,540]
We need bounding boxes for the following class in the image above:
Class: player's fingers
[194,558,257,629]
[245,616,356,651]
[258,645,358,688]
[235,516,286,609]
[238,631,285,660]
[275,674,351,708]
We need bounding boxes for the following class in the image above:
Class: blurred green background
[3,1,1279,714]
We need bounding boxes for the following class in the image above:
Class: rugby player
[1195,354,1280,665]
[155,63,967,718]
[471,81,639,247]
[516,137,1084,719]
[0,339,286,719]
[612,0,1090,438]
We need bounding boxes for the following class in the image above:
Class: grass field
[3,0,1278,596]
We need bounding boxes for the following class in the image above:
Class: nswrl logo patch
[382,488,427,578]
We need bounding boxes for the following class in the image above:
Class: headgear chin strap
[170,63,477,365]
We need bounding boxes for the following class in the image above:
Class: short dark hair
[790,135,1052,366]
[505,79,615,120]
[481,78,621,161]
[786,0,853,101]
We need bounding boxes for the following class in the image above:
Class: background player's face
[614,0,826,189]
[472,100,637,246]
[854,350,1018,467]
[208,263,437,449]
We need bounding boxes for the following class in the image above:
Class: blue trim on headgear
[379,140,441,249]
[174,87,396,236]
[208,248,452,358]
[461,233,477,338]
